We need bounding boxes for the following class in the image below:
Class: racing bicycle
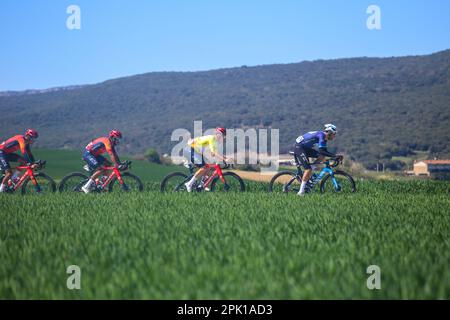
[268,155,356,194]
[0,160,56,195]
[160,161,245,192]
[58,160,144,193]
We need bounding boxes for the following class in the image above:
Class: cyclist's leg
[306,149,323,170]
[185,148,206,190]
[293,145,312,195]
[0,151,12,192]
[193,150,208,179]
[99,156,112,175]
[82,151,103,192]
[9,154,24,183]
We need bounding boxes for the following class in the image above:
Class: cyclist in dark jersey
[0,129,39,193]
[293,124,343,196]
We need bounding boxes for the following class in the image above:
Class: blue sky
[1,0,450,90]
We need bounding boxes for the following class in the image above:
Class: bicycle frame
[314,163,340,190]
[192,164,225,188]
[7,164,37,192]
[292,159,340,190]
[95,165,125,189]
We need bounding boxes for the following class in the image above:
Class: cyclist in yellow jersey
[184,127,229,192]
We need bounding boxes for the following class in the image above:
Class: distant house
[412,160,450,178]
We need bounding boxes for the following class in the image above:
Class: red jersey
[85,137,119,160]
[0,135,35,163]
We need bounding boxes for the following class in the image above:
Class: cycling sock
[187,176,197,187]
[84,179,94,189]
[0,184,5,192]
[298,181,307,194]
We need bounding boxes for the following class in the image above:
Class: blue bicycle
[268,156,356,194]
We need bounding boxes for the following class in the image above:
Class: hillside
[1,49,450,169]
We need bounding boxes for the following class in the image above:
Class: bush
[145,148,161,164]
[385,160,406,171]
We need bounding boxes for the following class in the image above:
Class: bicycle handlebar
[118,160,132,171]
[329,157,342,168]
[220,163,231,170]
[28,160,46,170]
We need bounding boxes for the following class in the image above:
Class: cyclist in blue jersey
[293,124,343,196]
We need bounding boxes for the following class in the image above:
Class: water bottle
[96,176,108,190]
[196,175,209,191]
[11,172,20,184]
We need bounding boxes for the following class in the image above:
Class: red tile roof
[421,160,450,165]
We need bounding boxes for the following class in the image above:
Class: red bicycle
[58,160,143,193]
[160,162,245,192]
[0,160,56,195]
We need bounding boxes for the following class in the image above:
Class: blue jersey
[295,131,327,149]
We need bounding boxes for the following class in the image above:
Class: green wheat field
[0,149,449,299]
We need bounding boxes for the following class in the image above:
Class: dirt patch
[230,170,294,183]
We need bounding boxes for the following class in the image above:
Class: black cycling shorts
[292,144,319,170]
[0,151,23,172]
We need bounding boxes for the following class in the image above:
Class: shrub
[145,148,161,164]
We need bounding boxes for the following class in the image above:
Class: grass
[1,176,449,299]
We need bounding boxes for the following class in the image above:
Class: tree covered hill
[1,49,449,169]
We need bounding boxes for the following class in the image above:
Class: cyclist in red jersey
[0,129,39,193]
[81,130,123,193]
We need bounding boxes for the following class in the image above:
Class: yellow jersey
[188,135,218,154]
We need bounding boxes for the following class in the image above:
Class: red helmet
[25,129,39,139]
[216,127,227,136]
[109,130,122,139]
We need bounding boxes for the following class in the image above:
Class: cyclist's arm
[105,141,121,165]
[109,150,121,166]
[316,133,336,158]
[19,138,35,164]
[209,138,230,162]
[318,147,336,158]
[210,151,229,162]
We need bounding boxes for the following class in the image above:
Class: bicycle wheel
[160,172,190,192]
[268,171,302,193]
[108,172,144,192]
[58,172,89,192]
[210,172,245,192]
[21,173,57,195]
[320,170,356,194]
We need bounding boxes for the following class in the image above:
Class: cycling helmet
[25,129,39,139]
[109,130,122,139]
[216,127,227,136]
[324,124,337,134]
[109,130,122,145]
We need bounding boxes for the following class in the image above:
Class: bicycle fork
[28,169,42,193]
[316,168,340,191]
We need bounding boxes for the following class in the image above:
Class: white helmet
[324,123,337,134]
